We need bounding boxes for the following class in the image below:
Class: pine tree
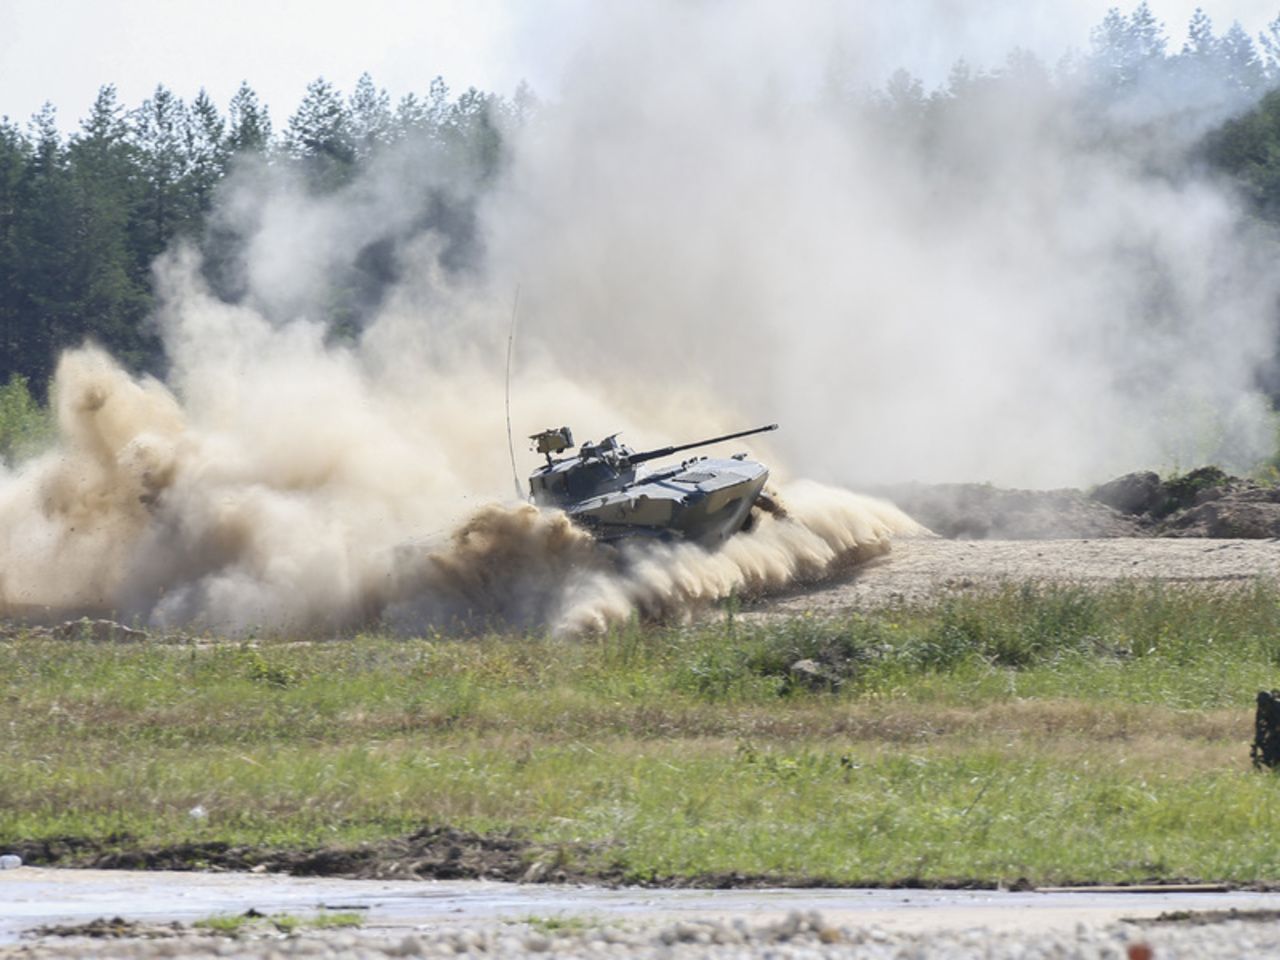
[185,88,228,214]
[1174,8,1220,89]
[350,72,392,160]
[1003,48,1049,89]
[1220,22,1264,93]
[394,92,429,141]
[512,80,539,125]
[227,82,272,154]
[444,87,506,181]
[1183,7,1215,59]
[1259,14,1280,84]
[946,60,976,99]
[1127,2,1168,59]
[426,76,452,141]
[132,84,193,257]
[285,78,355,190]
[18,103,78,381]
[68,85,153,371]
[1089,2,1168,88]
[0,118,32,381]
[883,68,926,113]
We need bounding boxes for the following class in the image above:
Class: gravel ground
[5,910,1280,959]
[750,536,1280,618]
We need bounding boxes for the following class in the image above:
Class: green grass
[193,911,363,936]
[193,914,251,935]
[4,581,1280,885]
[519,913,598,935]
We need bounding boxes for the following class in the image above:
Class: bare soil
[27,918,185,940]
[752,536,1280,618]
[5,831,1013,889]
[5,828,602,886]
[757,468,1280,618]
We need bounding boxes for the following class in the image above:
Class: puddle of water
[5,869,1280,944]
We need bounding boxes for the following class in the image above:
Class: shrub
[0,374,53,464]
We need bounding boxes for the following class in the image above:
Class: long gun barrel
[626,423,778,466]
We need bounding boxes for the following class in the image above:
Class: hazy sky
[1,1,1278,130]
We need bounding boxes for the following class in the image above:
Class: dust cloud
[0,258,920,633]
[491,3,1280,488]
[3,2,1277,632]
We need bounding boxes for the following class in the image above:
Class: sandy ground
[748,536,1280,618]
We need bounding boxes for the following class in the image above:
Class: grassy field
[4,581,1280,886]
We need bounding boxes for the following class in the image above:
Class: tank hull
[564,457,769,547]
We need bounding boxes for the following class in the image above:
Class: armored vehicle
[527,423,779,547]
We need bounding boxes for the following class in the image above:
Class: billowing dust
[0,342,920,635]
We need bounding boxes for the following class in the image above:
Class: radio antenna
[504,286,523,500]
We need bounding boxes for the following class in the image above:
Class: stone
[52,618,148,643]
[1090,471,1162,516]
[521,860,548,883]
[789,658,841,692]
[523,932,551,952]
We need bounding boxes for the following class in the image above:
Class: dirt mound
[878,468,1280,540]
[874,482,1142,539]
[1159,498,1280,538]
[1095,467,1280,538]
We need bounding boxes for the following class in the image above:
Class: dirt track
[754,536,1280,618]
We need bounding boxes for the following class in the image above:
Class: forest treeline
[6,3,1280,443]
[0,73,527,406]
